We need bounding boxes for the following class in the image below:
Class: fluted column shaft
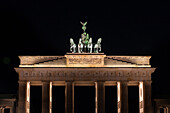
[0,108,2,113]
[10,107,14,113]
[96,81,105,113]
[2,108,4,113]
[120,81,128,113]
[144,81,153,113]
[18,81,26,113]
[65,81,73,113]
[42,82,50,113]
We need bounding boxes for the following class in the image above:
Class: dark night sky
[0,1,170,98]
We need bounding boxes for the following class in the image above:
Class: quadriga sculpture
[87,38,93,53]
[78,38,83,53]
[94,38,102,53]
[69,21,102,53]
[70,38,76,53]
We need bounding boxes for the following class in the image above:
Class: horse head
[88,38,92,44]
[70,38,74,45]
[97,38,102,44]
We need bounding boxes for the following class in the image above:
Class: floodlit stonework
[14,53,156,113]
[19,53,151,67]
[0,97,16,113]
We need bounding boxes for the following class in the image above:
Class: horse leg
[96,48,99,53]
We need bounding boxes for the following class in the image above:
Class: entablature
[15,67,156,81]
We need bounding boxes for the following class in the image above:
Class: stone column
[156,107,160,113]
[139,82,144,113]
[144,81,153,113]
[65,81,74,113]
[120,81,128,113]
[164,108,167,113]
[155,105,160,113]
[10,107,13,113]
[18,81,27,113]
[166,107,168,113]
[26,82,30,113]
[117,82,121,113]
[0,108,2,113]
[2,108,5,113]
[168,107,170,113]
[49,82,52,113]
[167,106,170,113]
[13,102,16,113]
[95,81,105,113]
[42,82,50,113]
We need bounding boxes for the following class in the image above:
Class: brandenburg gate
[15,53,155,113]
[14,22,156,113]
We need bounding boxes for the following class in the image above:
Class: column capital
[121,81,129,85]
[42,81,49,82]
[96,80,105,82]
[18,81,27,84]
[65,80,74,83]
[42,81,50,84]
[144,80,152,84]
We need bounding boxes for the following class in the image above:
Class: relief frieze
[16,68,155,81]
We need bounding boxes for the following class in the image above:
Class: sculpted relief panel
[65,54,106,67]
[68,57,102,64]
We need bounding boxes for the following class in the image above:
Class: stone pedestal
[120,82,128,113]
[65,81,73,113]
[96,81,105,113]
[144,81,153,113]
[18,81,26,113]
[42,82,50,113]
